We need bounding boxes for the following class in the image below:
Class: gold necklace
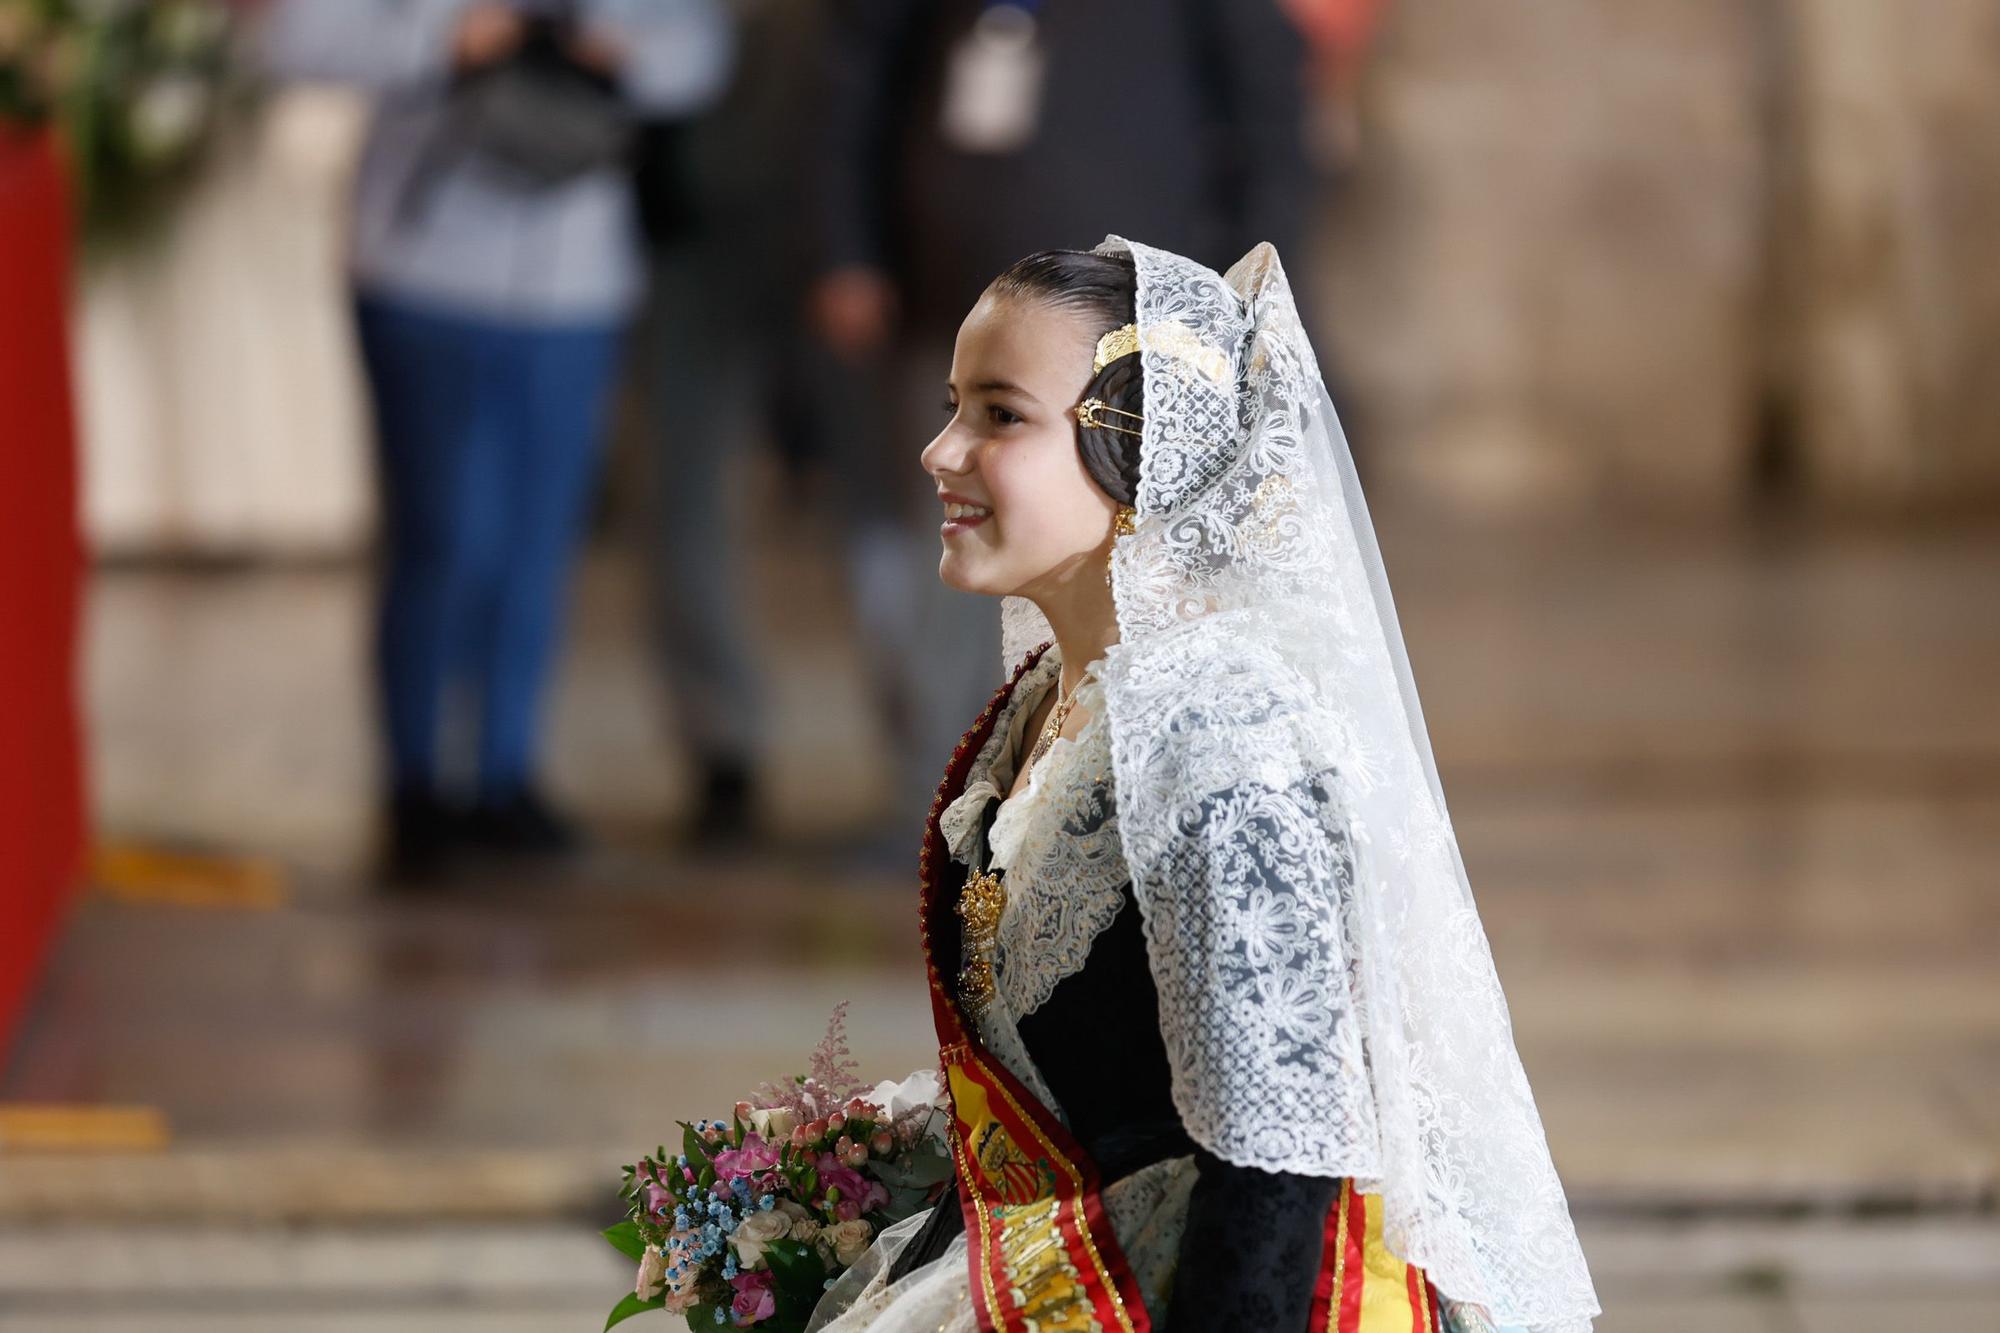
[1024,664,1092,773]
[957,661,1090,1023]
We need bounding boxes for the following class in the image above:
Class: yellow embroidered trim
[980,1061,1138,1333]
[1331,1177,1352,1326]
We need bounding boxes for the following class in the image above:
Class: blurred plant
[0,0,239,241]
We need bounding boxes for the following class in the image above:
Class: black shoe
[690,757,758,848]
[381,789,467,888]
[466,785,584,861]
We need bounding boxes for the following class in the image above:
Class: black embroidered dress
[822,645,1442,1332]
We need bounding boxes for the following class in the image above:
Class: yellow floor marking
[91,843,288,910]
[0,1104,172,1153]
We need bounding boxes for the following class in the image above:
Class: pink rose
[730,1269,776,1324]
[711,1133,781,1181]
[661,1228,703,1313]
[635,1248,665,1301]
[814,1154,890,1215]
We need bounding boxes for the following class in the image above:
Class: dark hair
[986,249,1143,505]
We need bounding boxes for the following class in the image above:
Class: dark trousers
[354,292,621,800]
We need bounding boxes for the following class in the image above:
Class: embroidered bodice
[893,643,1405,1332]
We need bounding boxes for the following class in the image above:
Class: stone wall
[1781,0,2000,509]
[1319,0,2000,517]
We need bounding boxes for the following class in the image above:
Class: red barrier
[0,129,88,1066]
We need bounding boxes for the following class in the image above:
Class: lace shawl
[939,648,1132,1118]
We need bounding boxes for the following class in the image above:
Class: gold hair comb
[1092,324,1141,375]
[1075,398,1144,435]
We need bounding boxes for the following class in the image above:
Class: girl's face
[921,292,1120,600]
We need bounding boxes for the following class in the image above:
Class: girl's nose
[920,422,965,479]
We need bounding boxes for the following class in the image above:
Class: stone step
[2,1217,1998,1332]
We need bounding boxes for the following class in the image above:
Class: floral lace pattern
[937,647,1134,1116]
[985,673,1131,1023]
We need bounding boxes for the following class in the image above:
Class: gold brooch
[956,869,1007,1021]
[1075,398,1143,436]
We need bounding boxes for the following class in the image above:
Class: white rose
[747,1106,800,1140]
[635,1247,666,1301]
[730,1208,793,1270]
[823,1218,874,1267]
[868,1070,944,1120]
[769,1199,819,1245]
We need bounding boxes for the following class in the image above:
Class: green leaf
[871,1143,954,1193]
[602,1221,649,1263]
[682,1123,716,1166]
[763,1238,825,1288]
[604,1291,665,1329]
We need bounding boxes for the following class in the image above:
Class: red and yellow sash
[920,643,1148,1333]
[1311,1179,1449,1333]
[921,644,1450,1333]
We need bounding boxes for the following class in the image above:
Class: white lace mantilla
[999,238,1599,1332]
[938,647,1132,1071]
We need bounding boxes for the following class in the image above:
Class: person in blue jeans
[265,0,732,880]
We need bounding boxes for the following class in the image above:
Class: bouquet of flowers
[0,0,238,237]
[604,1005,953,1331]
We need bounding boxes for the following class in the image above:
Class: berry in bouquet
[603,1005,952,1331]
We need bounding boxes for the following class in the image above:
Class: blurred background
[2,0,1996,1330]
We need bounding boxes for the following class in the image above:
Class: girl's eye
[989,405,1022,426]
[940,399,958,416]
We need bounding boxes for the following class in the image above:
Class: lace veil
[998,237,1600,1333]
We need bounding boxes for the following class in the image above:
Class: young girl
[808,238,1599,1333]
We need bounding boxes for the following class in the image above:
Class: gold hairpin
[1075,398,1144,435]
[1092,324,1140,375]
